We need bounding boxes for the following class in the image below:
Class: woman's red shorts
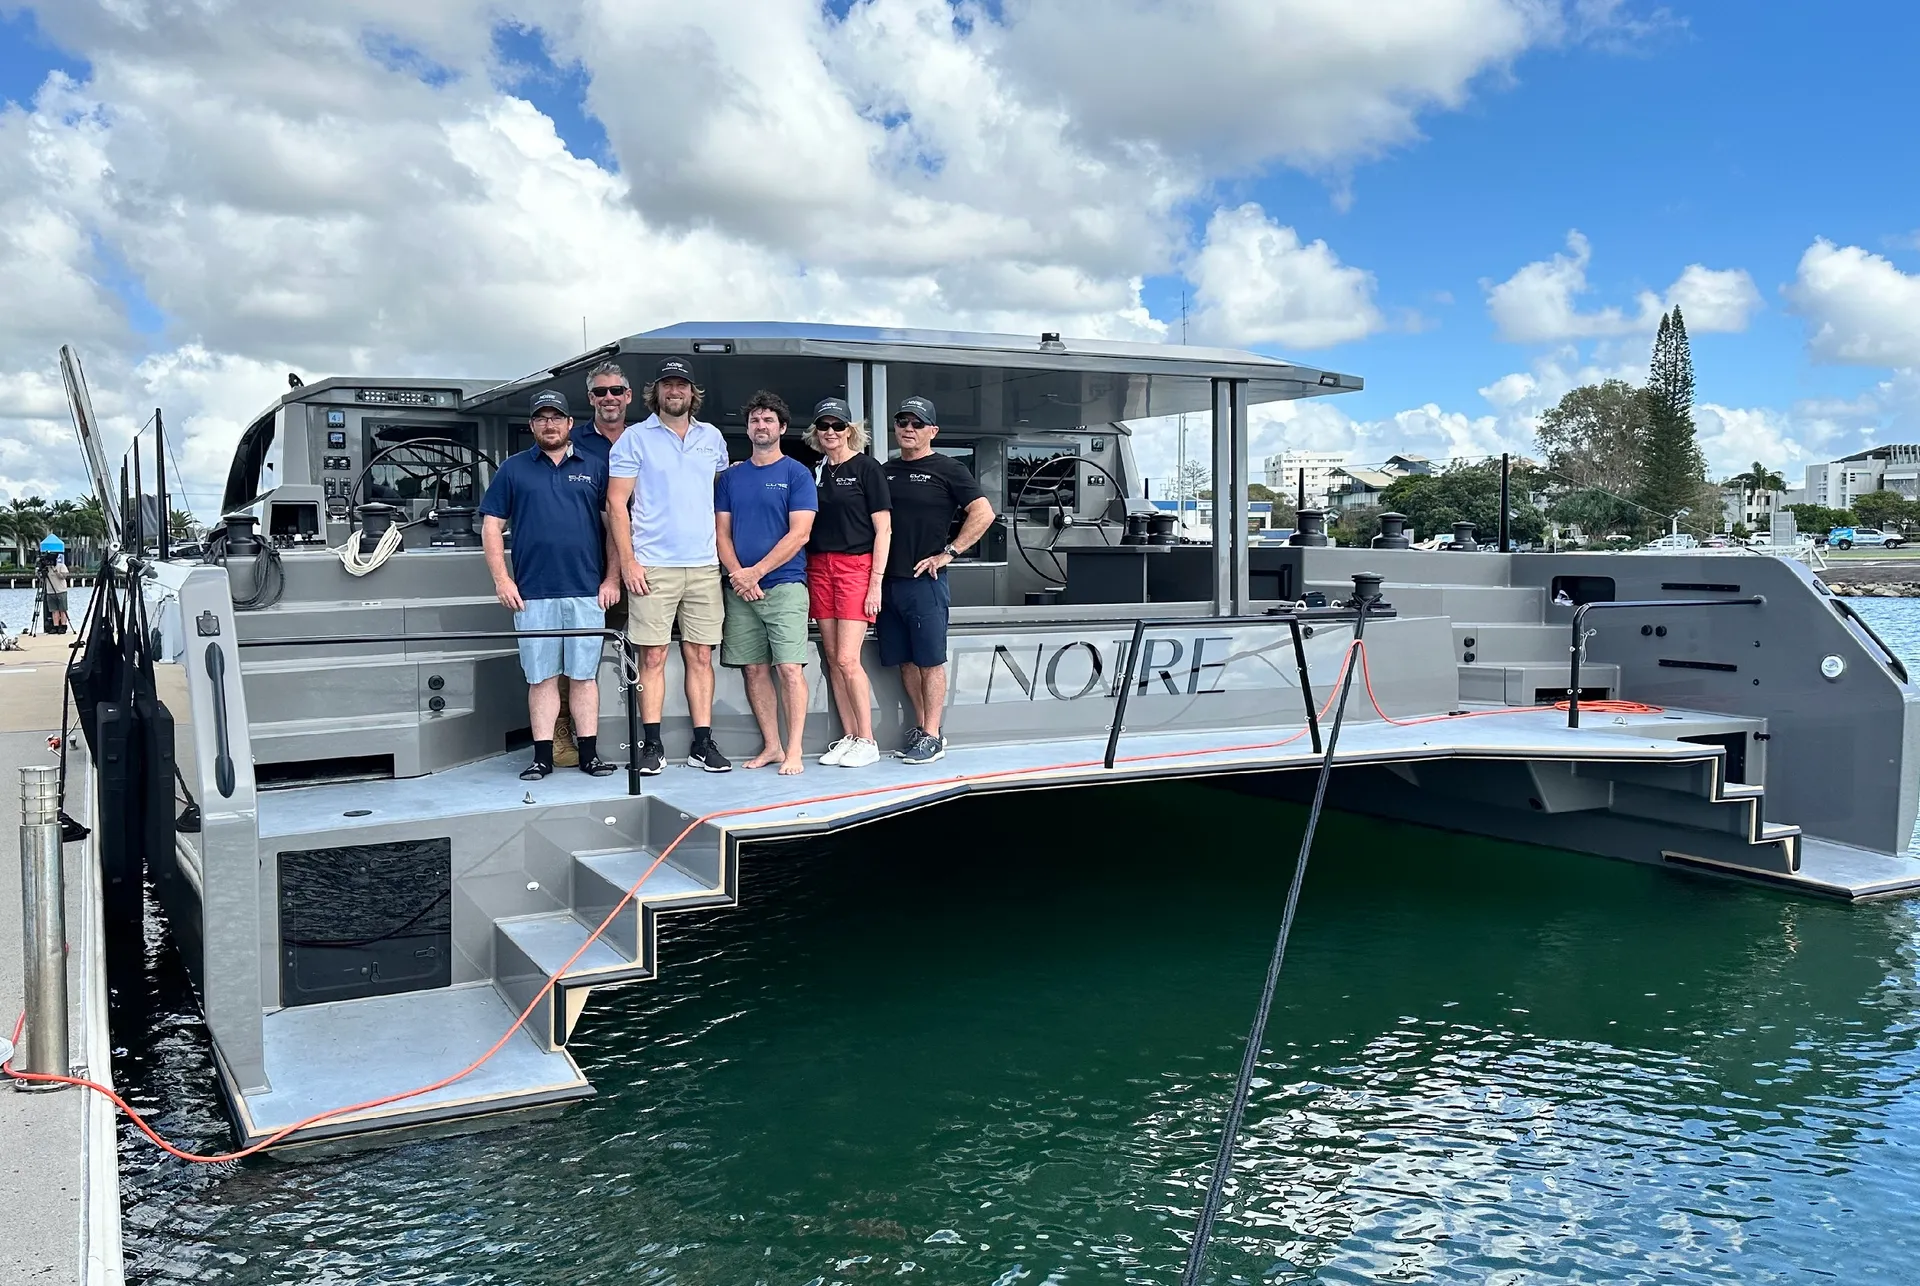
[808,551,876,622]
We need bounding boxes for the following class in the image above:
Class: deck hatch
[278,837,453,1007]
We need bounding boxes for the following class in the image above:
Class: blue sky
[3,0,1918,507]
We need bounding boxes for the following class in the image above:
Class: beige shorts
[627,565,725,647]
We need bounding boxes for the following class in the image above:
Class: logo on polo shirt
[568,473,594,483]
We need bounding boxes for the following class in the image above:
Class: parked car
[1646,532,1699,550]
[1826,526,1905,550]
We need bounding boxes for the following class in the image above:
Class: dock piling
[15,765,70,1088]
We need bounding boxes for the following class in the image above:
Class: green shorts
[721,581,811,667]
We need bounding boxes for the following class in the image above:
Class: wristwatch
[942,543,960,558]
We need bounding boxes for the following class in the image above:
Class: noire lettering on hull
[956,628,1320,706]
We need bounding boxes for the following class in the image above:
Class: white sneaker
[837,737,880,768]
[819,737,852,766]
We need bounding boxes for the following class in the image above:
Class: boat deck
[259,704,1920,898]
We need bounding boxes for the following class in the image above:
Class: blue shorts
[877,572,950,668]
[514,596,606,684]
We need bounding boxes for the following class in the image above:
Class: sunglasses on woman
[813,420,847,433]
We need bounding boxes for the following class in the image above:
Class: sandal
[578,754,616,777]
[519,761,553,781]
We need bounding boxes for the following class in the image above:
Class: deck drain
[343,809,372,817]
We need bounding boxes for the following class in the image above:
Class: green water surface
[119,778,1920,1284]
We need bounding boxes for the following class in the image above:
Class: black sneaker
[518,761,553,782]
[637,741,665,776]
[895,725,925,758]
[899,731,945,765]
[687,739,733,773]
[578,754,616,777]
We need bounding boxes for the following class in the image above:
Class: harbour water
[115,598,1920,1284]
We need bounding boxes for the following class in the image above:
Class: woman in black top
[802,398,892,768]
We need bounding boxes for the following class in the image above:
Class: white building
[1800,445,1920,509]
[1720,483,1780,532]
[1262,451,1348,507]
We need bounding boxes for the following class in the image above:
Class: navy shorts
[877,572,950,667]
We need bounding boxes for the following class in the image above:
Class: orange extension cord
[2,638,1660,1164]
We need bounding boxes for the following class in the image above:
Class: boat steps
[491,840,731,1054]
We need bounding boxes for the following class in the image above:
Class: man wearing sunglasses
[480,390,622,781]
[571,359,632,468]
[880,396,996,764]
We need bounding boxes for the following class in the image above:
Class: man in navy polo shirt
[481,390,622,781]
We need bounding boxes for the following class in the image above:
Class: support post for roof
[868,363,889,460]
[845,361,868,449]
[1211,379,1249,614]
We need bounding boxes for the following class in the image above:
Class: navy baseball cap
[812,397,853,424]
[655,357,697,383]
[530,390,571,417]
[895,395,936,424]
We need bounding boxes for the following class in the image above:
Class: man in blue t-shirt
[715,390,817,775]
[480,390,621,781]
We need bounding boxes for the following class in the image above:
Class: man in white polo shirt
[607,357,732,774]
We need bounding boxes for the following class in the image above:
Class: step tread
[498,913,632,978]
[579,849,717,901]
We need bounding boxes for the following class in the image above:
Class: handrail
[1565,596,1766,727]
[238,627,643,795]
[1104,611,1341,770]
[1825,595,1911,683]
[204,642,236,798]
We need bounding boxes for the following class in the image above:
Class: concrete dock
[0,632,123,1284]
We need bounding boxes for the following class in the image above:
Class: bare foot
[744,746,783,769]
[778,755,805,776]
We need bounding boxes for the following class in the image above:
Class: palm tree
[1725,461,1787,530]
[4,498,49,566]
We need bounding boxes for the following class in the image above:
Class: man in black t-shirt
[879,396,996,764]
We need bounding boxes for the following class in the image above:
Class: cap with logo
[812,397,853,424]
[655,357,697,383]
[895,395,937,424]
[530,390,571,417]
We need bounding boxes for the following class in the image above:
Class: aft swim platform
[231,985,590,1145]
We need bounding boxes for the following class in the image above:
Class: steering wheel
[1009,453,1129,586]
[347,438,497,521]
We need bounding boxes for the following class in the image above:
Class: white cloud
[1692,403,1838,482]
[1485,231,1758,343]
[1190,204,1382,349]
[1664,264,1762,333]
[0,0,1702,511]
[1785,238,1920,367]
[992,0,1554,172]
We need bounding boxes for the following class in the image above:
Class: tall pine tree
[1639,307,1708,535]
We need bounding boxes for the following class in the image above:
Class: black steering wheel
[1009,453,1129,585]
[348,438,497,521]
